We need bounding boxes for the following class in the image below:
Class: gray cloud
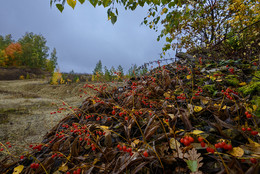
[0,0,174,73]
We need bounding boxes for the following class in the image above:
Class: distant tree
[104,66,111,81]
[117,65,124,77]
[110,66,116,80]
[128,64,138,78]
[46,48,58,72]
[93,60,103,75]
[19,32,49,68]
[0,34,14,50]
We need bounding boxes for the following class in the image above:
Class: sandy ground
[0,79,96,158]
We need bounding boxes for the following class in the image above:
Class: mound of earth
[0,67,50,80]
[0,56,259,174]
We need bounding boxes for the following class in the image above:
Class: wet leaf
[13,165,24,174]
[194,106,203,112]
[228,147,244,157]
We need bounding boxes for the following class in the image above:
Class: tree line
[92,60,148,81]
[0,32,58,72]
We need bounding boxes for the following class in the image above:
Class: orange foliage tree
[4,42,22,66]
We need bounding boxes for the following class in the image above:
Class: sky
[0,0,174,74]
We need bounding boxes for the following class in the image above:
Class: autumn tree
[4,42,23,66]
[46,48,58,72]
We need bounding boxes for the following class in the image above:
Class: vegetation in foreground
[0,54,259,173]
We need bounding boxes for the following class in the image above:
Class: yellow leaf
[13,165,24,174]
[93,158,99,165]
[194,106,203,112]
[100,126,109,130]
[229,147,244,157]
[168,114,175,119]
[201,99,209,105]
[164,92,171,98]
[170,138,181,150]
[186,75,191,80]
[192,130,204,135]
[253,105,257,111]
[248,138,260,147]
[239,82,247,86]
[67,0,76,9]
[58,163,68,172]
[222,105,227,110]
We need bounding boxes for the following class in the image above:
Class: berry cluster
[195,87,203,96]
[221,88,237,100]
[177,93,186,100]
[198,137,206,148]
[30,163,40,169]
[242,127,258,135]
[245,111,252,119]
[214,141,232,151]
[66,168,81,174]
[229,68,234,74]
[117,144,133,156]
[180,136,194,146]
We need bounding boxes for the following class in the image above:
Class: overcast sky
[0,0,174,73]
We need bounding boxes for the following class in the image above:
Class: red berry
[247,127,252,131]
[165,119,168,122]
[112,110,116,115]
[125,116,128,121]
[242,127,246,131]
[214,143,220,148]
[250,158,257,164]
[246,114,252,118]
[198,137,203,142]
[251,131,258,136]
[143,151,148,157]
[201,142,205,147]
[245,111,249,115]
[122,145,127,152]
[226,144,232,151]
[127,148,132,153]
[20,155,24,160]
[183,139,190,146]
[180,138,184,143]
[188,137,194,143]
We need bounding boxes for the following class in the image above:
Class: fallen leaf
[170,138,181,150]
[192,130,204,135]
[13,165,24,174]
[58,163,68,172]
[168,114,175,119]
[194,106,203,112]
[187,75,191,80]
[229,147,244,157]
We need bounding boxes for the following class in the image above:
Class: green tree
[0,34,14,50]
[110,66,116,80]
[46,48,58,72]
[117,65,124,76]
[104,66,111,81]
[127,64,138,78]
[19,32,49,68]
[93,60,103,76]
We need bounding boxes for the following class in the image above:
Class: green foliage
[93,60,103,75]
[225,75,240,87]
[19,32,49,68]
[46,48,58,72]
[238,81,260,96]
[203,84,216,94]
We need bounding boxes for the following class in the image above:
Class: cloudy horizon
[0,0,175,74]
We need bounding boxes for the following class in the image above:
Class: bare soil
[0,79,97,157]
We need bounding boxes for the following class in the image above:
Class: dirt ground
[0,79,98,158]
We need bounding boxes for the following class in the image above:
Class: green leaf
[103,0,111,7]
[111,16,117,25]
[186,160,198,172]
[67,0,76,9]
[56,4,64,12]
[89,0,98,7]
[79,0,85,4]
